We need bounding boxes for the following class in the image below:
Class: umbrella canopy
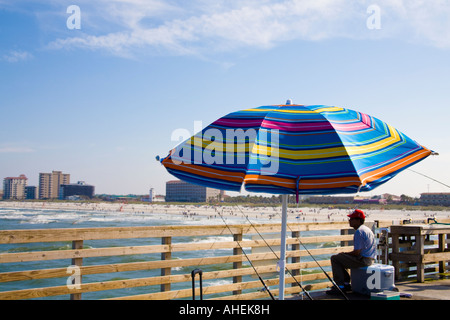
[159,102,433,300]
[160,103,432,198]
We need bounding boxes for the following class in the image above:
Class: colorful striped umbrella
[158,101,433,299]
[160,103,432,199]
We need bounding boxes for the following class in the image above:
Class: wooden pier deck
[295,278,450,300]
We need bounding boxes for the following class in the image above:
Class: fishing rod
[216,209,275,300]
[279,212,350,300]
[407,168,450,189]
[234,206,313,300]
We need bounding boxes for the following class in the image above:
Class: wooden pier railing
[1,219,449,300]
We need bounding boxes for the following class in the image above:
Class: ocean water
[0,206,336,300]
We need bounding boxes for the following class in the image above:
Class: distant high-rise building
[59,181,95,200]
[39,171,70,199]
[165,180,222,202]
[3,174,28,200]
[25,186,38,200]
[420,193,450,206]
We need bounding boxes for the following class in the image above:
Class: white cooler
[351,264,396,295]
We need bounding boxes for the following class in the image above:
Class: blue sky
[1,0,449,197]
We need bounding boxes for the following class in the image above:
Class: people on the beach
[326,209,377,295]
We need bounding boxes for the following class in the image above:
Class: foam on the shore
[1,201,449,224]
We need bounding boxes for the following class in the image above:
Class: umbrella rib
[314,110,364,190]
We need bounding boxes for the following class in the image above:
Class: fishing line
[233,204,313,300]
[216,208,275,300]
[295,198,304,299]
[274,208,350,300]
[407,169,450,189]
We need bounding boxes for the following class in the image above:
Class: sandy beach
[1,201,449,224]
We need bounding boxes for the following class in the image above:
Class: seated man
[327,209,376,295]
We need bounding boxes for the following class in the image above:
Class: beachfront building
[165,180,223,202]
[39,171,70,199]
[2,174,28,200]
[25,186,38,200]
[149,188,155,202]
[307,196,354,204]
[59,181,95,200]
[420,193,450,206]
[353,195,387,205]
[153,195,165,202]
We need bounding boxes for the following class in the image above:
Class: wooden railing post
[340,228,354,247]
[438,234,446,274]
[233,231,243,295]
[291,231,300,287]
[161,237,172,292]
[70,240,83,300]
[378,228,389,264]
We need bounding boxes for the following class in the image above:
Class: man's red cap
[347,209,365,219]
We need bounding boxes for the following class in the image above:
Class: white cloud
[47,0,357,55]
[43,0,450,57]
[373,0,450,48]
[405,1,450,48]
[2,50,33,63]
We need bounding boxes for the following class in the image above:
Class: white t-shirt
[354,225,377,259]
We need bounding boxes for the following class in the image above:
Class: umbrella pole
[279,194,288,300]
